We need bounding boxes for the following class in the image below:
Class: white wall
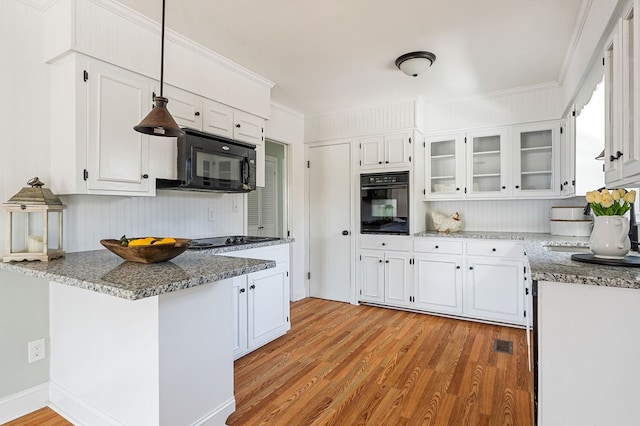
[425,197,586,233]
[0,0,52,400]
[265,102,306,301]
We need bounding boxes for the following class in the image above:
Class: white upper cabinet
[360,132,412,170]
[202,100,234,139]
[560,113,576,197]
[425,134,465,199]
[512,121,562,197]
[466,128,509,198]
[50,53,154,196]
[605,1,640,186]
[425,122,564,200]
[154,86,266,187]
[162,85,203,130]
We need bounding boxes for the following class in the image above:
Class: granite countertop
[0,250,275,300]
[415,231,640,289]
[194,238,295,255]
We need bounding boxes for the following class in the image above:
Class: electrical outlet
[28,338,46,363]
[207,207,216,222]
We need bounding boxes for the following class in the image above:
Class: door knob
[342,230,349,236]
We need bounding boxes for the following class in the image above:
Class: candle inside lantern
[27,235,43,252]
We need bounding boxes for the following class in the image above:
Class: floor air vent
[493,339,513,354]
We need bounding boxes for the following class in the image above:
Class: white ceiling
[118,0,585,115]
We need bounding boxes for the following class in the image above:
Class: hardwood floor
[3,407,72,425]
[228,298,533,426]
[7,298,533,426]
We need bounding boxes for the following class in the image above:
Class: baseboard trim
[49,382,123,426]
[193,397,235,425]
[0,383,49,424]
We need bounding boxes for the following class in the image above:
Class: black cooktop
[188,235,280,250]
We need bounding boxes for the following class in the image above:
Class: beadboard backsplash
[423,197,587,233]
[61,191,245,253]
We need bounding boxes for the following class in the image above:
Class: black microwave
[157,128,256,193]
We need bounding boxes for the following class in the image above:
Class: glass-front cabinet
[466,128,509,198]
[512,122,561,197]
[424,121,564,200]
[425,134,464,199]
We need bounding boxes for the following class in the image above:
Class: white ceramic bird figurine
[432,211,462,233]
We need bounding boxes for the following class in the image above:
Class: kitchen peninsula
[0,248,277,426]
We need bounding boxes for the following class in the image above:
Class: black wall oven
[360,171,410,235]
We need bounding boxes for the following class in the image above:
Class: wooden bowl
[100,238,191,264]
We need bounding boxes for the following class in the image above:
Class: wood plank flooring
[3,407,72,425]
[228,298,533,426]
[7,298,533,426]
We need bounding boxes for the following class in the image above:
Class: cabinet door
[384,251,412,308]
[465,257,525,325]
[425,134,465,199]
[512,121,561,197]
[162,85,202,129]
[466,129,509,198]
[622,4,640,179]
[360,136,384,169]
[247,262,290,350]
[384,133,411,167]
[414,254,463,315]
[605,26,625,184]
[232,276,248,359]
[560,115,576,197]
[234,110,266,187]
[86,60,152,194]
[234,110,265,145]
[359,250,385,303]
[202,99,234,139]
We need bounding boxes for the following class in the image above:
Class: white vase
[589,215,630,259]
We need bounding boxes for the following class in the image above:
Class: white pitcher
[589,215,630,259]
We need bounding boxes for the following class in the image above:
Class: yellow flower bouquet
[585,188,636,216]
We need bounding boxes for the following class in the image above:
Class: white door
[308,142,352,302]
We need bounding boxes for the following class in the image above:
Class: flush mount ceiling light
[134,0,184,137]
[395,51,436,77]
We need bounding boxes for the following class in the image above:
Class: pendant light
[134,0,184,137]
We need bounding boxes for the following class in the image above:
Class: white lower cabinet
[414,254,463,315]
[360,237,527,326]
[229,244,291,360]
[360,251,385,304]
[464,257,525,324]
[359,236,412,308]
[359,250,412,307]
[247,262,290,349]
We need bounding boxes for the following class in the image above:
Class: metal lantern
[3,177,65,262]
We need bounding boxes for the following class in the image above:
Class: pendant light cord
[159,0,166,98]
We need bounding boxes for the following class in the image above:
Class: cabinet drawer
[413,239,463,255]
[466,241,524,258]
[360,236,412,251]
